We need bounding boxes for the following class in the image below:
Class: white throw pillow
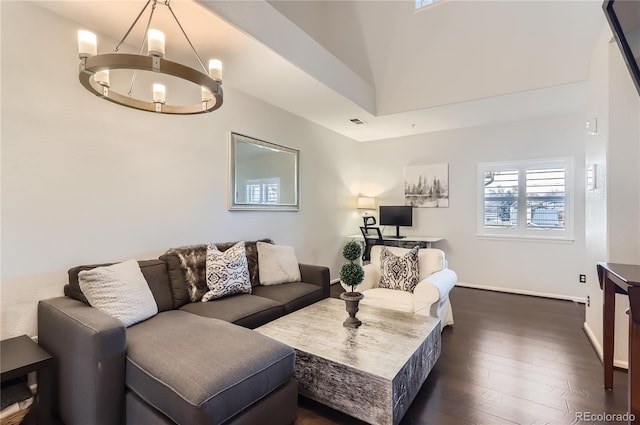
[202,242,252,301]
[78,259,158,327]
[257,242,302,286]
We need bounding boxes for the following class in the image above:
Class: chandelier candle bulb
[77,30,97,58]
[147,29,165,57]
[208,59,222,80]
[153,83,166,104]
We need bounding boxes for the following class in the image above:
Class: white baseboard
[330,278,340,285]
[583,322,603,362]
[583,322,629,370]
[456,282,587,304]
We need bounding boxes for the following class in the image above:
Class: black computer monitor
[379,205,413,238]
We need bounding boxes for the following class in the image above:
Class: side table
[1,335,53,425]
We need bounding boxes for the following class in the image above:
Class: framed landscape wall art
[404,163,449,208]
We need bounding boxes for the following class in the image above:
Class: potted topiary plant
[339,240,365,328]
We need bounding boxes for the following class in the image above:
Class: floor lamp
[357,197,377,228]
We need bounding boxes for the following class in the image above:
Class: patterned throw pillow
[379,246,420,293]
[216,239,273,287]
[202,242,252,301]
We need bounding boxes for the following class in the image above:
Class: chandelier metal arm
[166,1,207,74]
[114,0,153,53]
[128,0,158,96]
[80,54,223,114]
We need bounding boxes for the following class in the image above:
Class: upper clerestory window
[415,0,440,11]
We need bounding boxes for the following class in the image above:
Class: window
[478,159,573,240]
[415,0,440,10]
[245,178,280,204]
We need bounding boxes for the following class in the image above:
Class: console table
[597,262,640,423]
[348,234,443,249]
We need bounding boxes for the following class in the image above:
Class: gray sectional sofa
[37,241,330,425]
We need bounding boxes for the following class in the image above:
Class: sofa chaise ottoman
[38,240,330,425]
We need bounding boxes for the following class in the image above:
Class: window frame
[477,158,574,242]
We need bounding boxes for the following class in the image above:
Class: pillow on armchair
[370,245,445,281]
[379,246,420,292]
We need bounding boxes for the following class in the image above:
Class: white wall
[584,28,610,364]
[607,43,640,265]
[606,39,640,367]
[0,1,361,339]
[359,113,587,301]
[583,28,640,368]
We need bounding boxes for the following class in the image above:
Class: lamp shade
[357,197,376,210]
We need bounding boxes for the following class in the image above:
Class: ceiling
[34,0,606,141]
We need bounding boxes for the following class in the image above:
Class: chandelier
[77,0,223,115]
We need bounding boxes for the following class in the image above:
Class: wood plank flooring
[296,286,629,425]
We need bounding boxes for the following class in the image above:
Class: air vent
[350,118,366,125]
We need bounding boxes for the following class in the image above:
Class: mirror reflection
[229,133,299,211]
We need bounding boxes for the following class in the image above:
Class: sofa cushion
[252,283,324,314]
[359,287,414,313]
[78,259,158,327]
[65,259,174,312]
[125,310,295,425]
[202,242,252,302]
[379,246,420,292]
[180,294,284,329]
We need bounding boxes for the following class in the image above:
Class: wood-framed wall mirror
[228,132,300,211]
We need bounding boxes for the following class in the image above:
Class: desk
[348,235,443,249]
[597,262,640,423]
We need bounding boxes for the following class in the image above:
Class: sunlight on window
[526,168,566,229]
[483,170,518,229]
[415,0,438,10]
[478,159,572,240]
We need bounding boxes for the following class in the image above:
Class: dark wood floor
[296,286,629,425]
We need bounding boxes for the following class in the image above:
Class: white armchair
[356,245,457,329]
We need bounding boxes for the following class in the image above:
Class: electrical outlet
[579,274,586,283]
[587,295,590,307]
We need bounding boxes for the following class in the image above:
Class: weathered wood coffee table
[255,298,441,425]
